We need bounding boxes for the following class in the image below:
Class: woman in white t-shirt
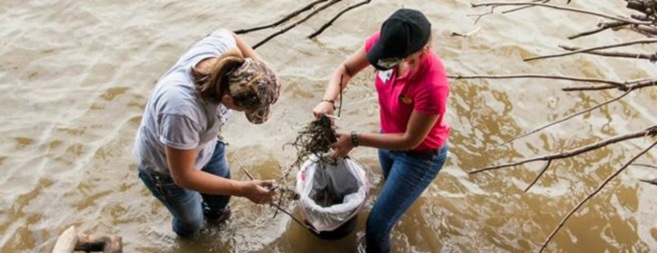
[134,29,280,237]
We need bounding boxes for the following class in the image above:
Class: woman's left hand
[329,132,354,158]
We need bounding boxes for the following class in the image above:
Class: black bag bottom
[305,215,359,240]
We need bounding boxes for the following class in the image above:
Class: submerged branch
[632,163,657,169]
[448,74,625,86]
[640,179,657,185]
[539,139,657,253]
[234,0,329,34]
[625,24,657,36]
[470,126,657,174]
[308,0,371,39]
[568,21,628,40]
[563,78,657,92]
[469,6,496,24]
[560,45,657,62]
[524,39,657,61]
[501,0,550,14]
[502,89,633,145]
[253,0,342,49]
[525,160,552,192]
[471,2,651,25]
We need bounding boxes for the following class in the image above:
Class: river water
[1,0,656,252]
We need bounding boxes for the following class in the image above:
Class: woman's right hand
[240,180,275,204]
[312,100,335,119]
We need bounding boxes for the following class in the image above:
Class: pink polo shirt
[365,32,450,151]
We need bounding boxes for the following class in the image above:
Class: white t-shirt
[134,29,235,175]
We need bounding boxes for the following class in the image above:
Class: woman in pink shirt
[312,9,450,253]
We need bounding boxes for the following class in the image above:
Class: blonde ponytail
[193,48,244,102]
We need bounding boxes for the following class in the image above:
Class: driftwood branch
[500,0,550,15]
[626,0,657,20]
[471,2,651,25]
[308,0,371,39]
[234,0,329,34]
[539,139,657,253]
[450,74,657,92]
[559,45,657,62]
[624,24,657,36]
[568,21,629,40]
[632,163,657,169]
[252,0,342,49]
[470,126,657,174]
[640,179,657,185]
[468,6,496,24]
[524,39,657,61]
[448,74,626,86]
[503,89,633,145]
[562,78,657,92]
[525,160,552,192]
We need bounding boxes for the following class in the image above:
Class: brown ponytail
[192,48,244,102]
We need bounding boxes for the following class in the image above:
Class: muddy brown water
[1,0,656,252]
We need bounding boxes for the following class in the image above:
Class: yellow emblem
[399,95,413,104]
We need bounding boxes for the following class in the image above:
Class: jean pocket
[156,181,188,198]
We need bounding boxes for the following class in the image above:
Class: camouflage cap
[228,58,280,124]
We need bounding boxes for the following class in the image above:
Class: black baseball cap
[367,9,432,70]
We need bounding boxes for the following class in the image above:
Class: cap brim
[367,41,388,70]
[367,41,405,71]
[245,105,270,124]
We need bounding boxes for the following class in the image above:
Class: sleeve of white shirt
[157,114,202,150]
[183,29,238,67]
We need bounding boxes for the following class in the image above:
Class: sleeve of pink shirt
[413,60,449,115]
[364,32,380,54]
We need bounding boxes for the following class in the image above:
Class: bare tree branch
[625,24,657,36]
[539,139,657,253]
[563,78,657,92]
[525,160,552,192]
[253,0,342,49]
[448,74,626,86]
[501,0,550,14]
[503,89,633,145]
[468,6,496,24]
[632,163,657,169]
[559,45,657,61]
[561,84,619,91]
[632,14,651,21]
[234,0,329,34]
[568,21,629,40]
[524,39,657,61]
[471,2,651,25]
[308,0,371,39]
[626,0,657,16]
[640,179,657,185]
[470,126,657,174]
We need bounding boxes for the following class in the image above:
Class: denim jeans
[366,143,449,253]
[138,140,231,237]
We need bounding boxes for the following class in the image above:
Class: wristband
[321,99,336,110]
[350,131,359,147]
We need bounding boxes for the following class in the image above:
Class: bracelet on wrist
[321,99,336,109]
[350,131,359,147]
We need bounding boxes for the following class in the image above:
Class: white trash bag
[295,154,369,232]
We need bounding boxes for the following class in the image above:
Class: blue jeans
[366,143,449,253]
[138,141,231,237]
